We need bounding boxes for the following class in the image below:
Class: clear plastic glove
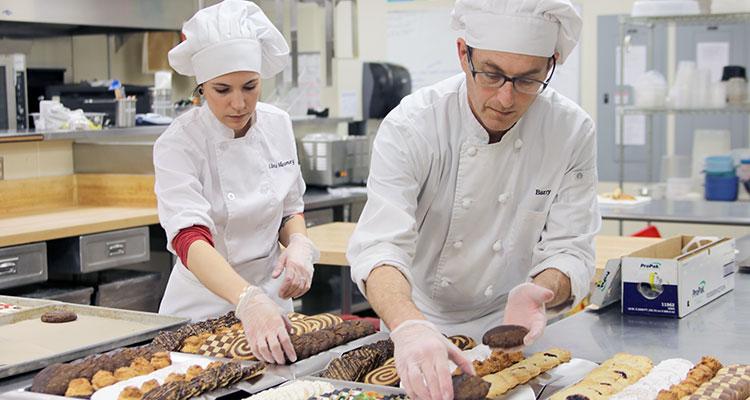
[235,286,296,364]
[390,320,475,400]
[502,283,555,346]
[273,233,319,299]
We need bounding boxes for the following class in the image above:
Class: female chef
[153,0,319,366]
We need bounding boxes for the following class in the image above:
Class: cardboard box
[621,236,737,318]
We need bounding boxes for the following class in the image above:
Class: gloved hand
[390,320,475,400]
[502,283,555,346]
[273,233,319,299]
[235,286,296,364]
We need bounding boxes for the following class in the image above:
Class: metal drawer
[48,227,150,274]
[0,243,47,290]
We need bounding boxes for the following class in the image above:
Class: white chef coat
[154,103,305,322]
[347,73,601,340]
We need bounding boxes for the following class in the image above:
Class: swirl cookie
[228,336,257,360]
[364,363,400,386]
[449,335,477,351]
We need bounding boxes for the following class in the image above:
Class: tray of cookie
[149,311,380,380]
[234,377,408,399]
[4,348,286,400]
[0,303,188,379]
[545,354,750,400]
[312,334,478,387]
[0,295,61,317]
[309,326,593,400]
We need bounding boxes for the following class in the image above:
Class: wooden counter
[0,207,159,248]
[308,222,356,265]
[308,222,662,269]
[0,174,159,248]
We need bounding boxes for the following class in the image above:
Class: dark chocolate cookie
[453,373,491,400]
[482,325,529,348]
[41,310,78,323]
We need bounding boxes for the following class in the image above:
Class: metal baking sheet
[306,377,408,396]
[0,303,188,379]
[268,332,388,380]
[534,358,599,400]
[0,296,60,315]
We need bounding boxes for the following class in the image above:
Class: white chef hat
[168,0,290,83]
[450,0,582,64]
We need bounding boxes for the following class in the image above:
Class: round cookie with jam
[482,325,529,349]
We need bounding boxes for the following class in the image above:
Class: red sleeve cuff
[172,225,214,269]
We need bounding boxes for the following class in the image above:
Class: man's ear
[457,38,470,73]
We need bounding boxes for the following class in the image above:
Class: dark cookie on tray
[288,320,375,363]
[31,345,157,395]
[482,325,529,348]
[41,309,78,323]
[453,373,491,400]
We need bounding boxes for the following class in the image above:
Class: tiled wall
[0,141,74,180]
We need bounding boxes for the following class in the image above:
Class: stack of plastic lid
[704,155,738,201]
[712,0,750,13]
[631,0,701,17]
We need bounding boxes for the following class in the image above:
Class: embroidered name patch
[535,189,551,196]
[269,159,296,169]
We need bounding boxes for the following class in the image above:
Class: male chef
[346,0,601,398]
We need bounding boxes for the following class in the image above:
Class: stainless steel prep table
[303,187,367,223]
[601,199,750,235]
[530,270,750,364]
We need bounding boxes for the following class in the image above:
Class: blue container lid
[742,158,750,165]
[705,155,735,174]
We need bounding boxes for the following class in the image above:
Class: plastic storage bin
[704,155,735,175]
[705,174,739,201]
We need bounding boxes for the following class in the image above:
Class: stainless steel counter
[0,126,166,142]
[530,270,750,364]
[303,187,367,210]
[0,117,354,143]
[600,199,750,226]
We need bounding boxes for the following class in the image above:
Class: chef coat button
[492,240,503,252]
[514,139,523,150]
[453,241,463,249]
[497,193,510,204]
[467,147,478,157]
[440,278,450,288]
[227,192,236,200]
[484,285,494,297]
[576,172,584,180]
[462,198,472,209]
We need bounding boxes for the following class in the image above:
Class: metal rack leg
[341,266,352,315]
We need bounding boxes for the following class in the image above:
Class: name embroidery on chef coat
[269,159,296,169]
[535,189,552,196]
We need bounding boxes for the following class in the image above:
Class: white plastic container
[632,0,701,16]
[711,0,750,13]
[634,71,669,108]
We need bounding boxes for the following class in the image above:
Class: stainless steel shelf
[621,12,750,26]
[618,104,750,115]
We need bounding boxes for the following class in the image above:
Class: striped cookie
[449,335,477,351]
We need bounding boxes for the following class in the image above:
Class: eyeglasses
[466,45,556,95]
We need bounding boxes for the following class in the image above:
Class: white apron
[154,103,305,322]
[159,252,292,322]
[348,74,600,341]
